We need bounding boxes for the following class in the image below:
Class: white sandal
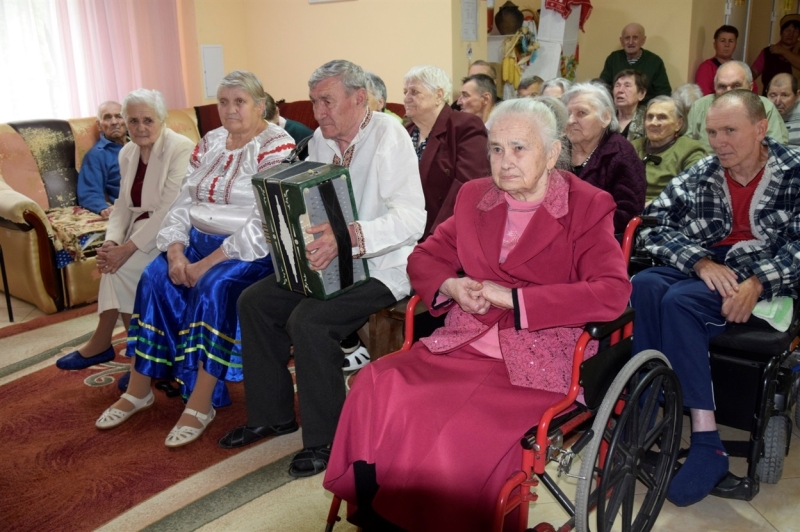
[96,391,154,429]
[165,407,216,448]
[343,345,370,372]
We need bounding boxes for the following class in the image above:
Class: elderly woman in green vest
[632,96,710,204]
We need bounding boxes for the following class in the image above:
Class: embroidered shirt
[157,124,294,261]
[307,109,426,299]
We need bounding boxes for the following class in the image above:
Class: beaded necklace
[576,143,599,168]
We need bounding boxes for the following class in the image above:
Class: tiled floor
[210,414,800,532]
[0,292,46,327]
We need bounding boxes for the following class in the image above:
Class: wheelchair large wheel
[575,350,682,532]
[756,414,789,484]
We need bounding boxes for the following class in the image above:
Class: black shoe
[288,444,332,478]
[340,332,361,354]
[217,419,299,449]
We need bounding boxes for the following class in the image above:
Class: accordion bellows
[252,161,369,300]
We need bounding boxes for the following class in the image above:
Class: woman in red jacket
[402,65,491,240]
[323,98,631,531]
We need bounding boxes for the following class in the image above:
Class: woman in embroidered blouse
[56,89,194,371]
[403,65,490,240]
[95,71,295,447]
[323,99,631,531]
[563,82,646,233]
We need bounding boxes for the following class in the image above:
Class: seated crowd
[51,15,800,530]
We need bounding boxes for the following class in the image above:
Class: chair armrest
[23,210,60,300]
[584,307,635,339]
[0,178,60,300]
[0,179,52,234]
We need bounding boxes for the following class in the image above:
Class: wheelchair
[707,291,800,499]
[324,217,684,532]
[629,216,800,502]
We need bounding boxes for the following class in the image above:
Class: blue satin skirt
[128,228,274,407]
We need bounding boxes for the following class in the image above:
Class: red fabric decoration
[544,0,593,31]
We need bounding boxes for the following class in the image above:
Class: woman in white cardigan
[57,89,194,371]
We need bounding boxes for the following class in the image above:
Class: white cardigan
[106,126,195,252]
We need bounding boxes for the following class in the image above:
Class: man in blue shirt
[77,101,127,218]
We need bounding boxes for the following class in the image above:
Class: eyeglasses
[642,154,662,166]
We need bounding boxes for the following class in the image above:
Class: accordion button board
[252,161,370,300]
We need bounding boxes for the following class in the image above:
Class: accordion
[252,160,369,300]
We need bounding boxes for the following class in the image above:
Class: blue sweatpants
[631,267,729,410]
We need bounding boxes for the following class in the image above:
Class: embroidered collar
[477,171,570,219]
[332,108,373,168]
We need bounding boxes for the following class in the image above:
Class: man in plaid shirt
[631,89,800,507]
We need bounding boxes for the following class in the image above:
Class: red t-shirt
[714,166,765,247]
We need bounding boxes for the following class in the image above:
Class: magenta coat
[324,171,631,531]
[407,105,491,240]
[410,172,631,390]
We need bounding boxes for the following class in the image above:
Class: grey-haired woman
[94,71,295,448]
[402,65,490,239]
[57,89,194,372]
[563,82,646,233]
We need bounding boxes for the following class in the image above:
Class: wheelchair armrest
[584,307,635,339]
[638,215,659,228]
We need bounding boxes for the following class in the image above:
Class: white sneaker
[343,345,370,372]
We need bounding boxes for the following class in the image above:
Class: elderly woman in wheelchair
[322,98,633,531]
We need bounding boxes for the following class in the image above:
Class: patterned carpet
[0,337,310,532]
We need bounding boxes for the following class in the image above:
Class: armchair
[0,109,200,314]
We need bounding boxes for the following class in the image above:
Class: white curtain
[0,0,70,121]
[0,0,188,122]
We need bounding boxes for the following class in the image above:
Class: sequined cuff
[351,222,366,258]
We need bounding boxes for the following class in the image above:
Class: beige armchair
[0,109,200,314]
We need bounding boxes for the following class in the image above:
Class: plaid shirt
[641,137,800,300]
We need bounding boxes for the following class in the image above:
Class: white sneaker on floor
[343,345,370,372]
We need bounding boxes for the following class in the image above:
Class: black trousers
[238,274,397,448]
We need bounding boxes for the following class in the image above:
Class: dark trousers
[631,267,729,410]
[238,275,397,448]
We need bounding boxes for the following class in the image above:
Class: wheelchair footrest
[710,472,759,501]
